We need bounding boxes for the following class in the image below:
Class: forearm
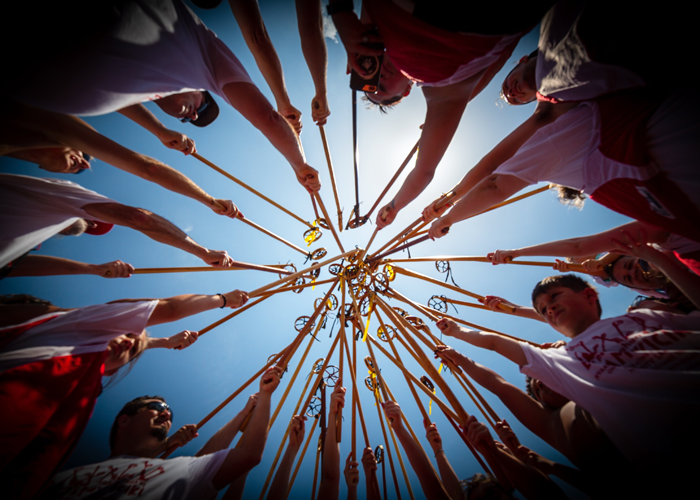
[147,294,226,326]
[267,444,300,499]
[364,473,380,500]
[394,426,449,500]
[434,451,463,500]
[453,328,527,367]
[6,255,100,277]
[346,486,358,500]
[319,411,341,499]
[196,405,250,456]
[117,103,170,139]
[492,448,567,500]
[649,252,700,310]
[221,473,249,500]
[296,0,328,96]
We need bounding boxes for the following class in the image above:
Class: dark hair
[362,93,404,113]
[551,184,586,208]
[462,473,511,499]
[109,395,166,449]
[525,375,535,399]
[500,49,539,105]
[531,274,602,317]
[0,294,53,306]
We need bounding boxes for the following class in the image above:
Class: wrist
[216,293,227,309]
[89,264,103,276]
[434,448,445,457]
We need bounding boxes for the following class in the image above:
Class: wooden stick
[336,284,346,443]
[340,324,371,448]
[193,152,313,229]
[249,249,358,298]
[357,227,378,264]
[392,266,516,313]
[318,126,343,232]
[238,216,309,256]
[443,409,492,475]
[199,294,272,336]
[314,192,345,252]
[133,263,289,275]
[363,138,420,220]
[370,385,402,500]
[443,297,491,311]
[382,255,586,272]
[310,434,321,500]
[259,277,336,298]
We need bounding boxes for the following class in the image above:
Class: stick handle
[318,126,344,232]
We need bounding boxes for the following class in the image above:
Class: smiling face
[501,55,537,105]
[533,286,600,338]
[104,332,146,375]
[612,256,667,290]
[154,91,205,121]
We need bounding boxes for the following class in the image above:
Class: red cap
[85,220,114,236]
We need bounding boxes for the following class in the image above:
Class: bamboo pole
[133,263,290,275]
[314,192,345,252]
[371,387,402,500]
[318,126,343,232]
[198,294,273,336]
[391,266,516,313]
[260,277,337,298]
[382,255,586,272]
[369,234,430,264]
[336,283,346,443]
[238,216,309,256]
[311,436,321,500]
[442,297,491,311]
[340,324,371,448]
[249,249,359,298]
[193,152,313,229]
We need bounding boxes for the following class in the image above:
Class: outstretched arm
[383,401,450,500]
[228,0,301,134]
[136,290,248,326]
[212,366,282,490]
[295,0,329,125]
[117,103,196,155]
[197,394,258,456]
[5,255,134,278]
[319,385,346,500]
[81,202,235,268]
[424,420,463,500]
[436,318,527,366]
[480,295,544,322]
[343,453,359,500]
[267,415,306,499]
[360,447,381,500]
[221,81,320,193]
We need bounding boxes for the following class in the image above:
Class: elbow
[134,154,164,182]
[121,206,157,230]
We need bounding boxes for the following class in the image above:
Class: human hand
[376,202,397,230]
[312,95,330,126]
[424,419,443,453]
[344,452,360,487]
[97,260,134,278]
[279,103,303,135]
[433,345,463,366]
[581,258,603,273]
[331,12,384,75]
[435,318,461,338]
[260,366,283,393]
[211,199,242,219]
[540,340,567,349]
[289,415,307,447]
[330,385,346,414]
[553,259,572,272]
[244,393,259,413]
[464,416,496,453]
[428,217,451,240]
[518,445,555,474]
[202,249,233,268]
[494,419,521,454]
[224,290,249,308]
[479,295,518,314]
[166,330,199,350]
[487,250,517,265]
[421,197,452,223]
[159,129,196,155]
[165,424,199,449]
[382,400,403,430]
[610,229,662,264]
[361,446,378,472]
[295,164,321,193]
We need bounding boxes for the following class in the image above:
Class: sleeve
[519,342,572,396]
[184,450,229,497]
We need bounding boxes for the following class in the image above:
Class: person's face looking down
[529,378,570,409]
[155,91,206,122]
[501,55,537,105]
[104,332,146,375]
[533,286,599,337]
[37,147,90,174]
[612,257,667,290]
[366,57,413,105]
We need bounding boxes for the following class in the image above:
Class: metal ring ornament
[312,358,325,374]
[316,218,330,230]
[370,272,389,293]
[278,263,297,279]
[420,375,435,392]
[406,315,426,329]
[315,294,338,311]
[375,445,384,464]
[311,248,328,260]
[295,315,314,332]
[436,260,450,273]
[364,376,376,391]
[292,277,306,293]
[346,216,368,229]
[328,263,343,276]
[344,304,356,321]
[306,396,323,418]
[303,227,322,244]
[392,307,408,318]
[382,264,396,281]
[309,267,321,279]
[359,293,374,316]
[323,365,340,387]
[376,324,396,342]
[428,295,448,312]
[364,356,376,373]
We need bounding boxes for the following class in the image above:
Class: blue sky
[1,2,636,498]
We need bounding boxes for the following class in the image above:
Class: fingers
[311,97,330,126]
[182,136,196,155]
[376,204,396,229]
[103,260,134,278]
[261,365,283,392]
[172,330,199,350]
[213,200,241,219]
[226,290,249,308]
[205,250,233,268]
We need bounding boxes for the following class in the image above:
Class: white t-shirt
[45,451,228,500]
[0,174,113,268]
[520,309,700,467]
[0,301,158,373]
[16,0,253,116]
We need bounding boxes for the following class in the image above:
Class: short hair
[109,395,166,450]
[531,274,602,317]
[525,375,535,399]
[362,93,404,113]
[0,294,53,306]
[462,473,510,499]
[551,184,586,208]
[499,49,540,105]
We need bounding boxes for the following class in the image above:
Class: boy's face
[533,286,600,338]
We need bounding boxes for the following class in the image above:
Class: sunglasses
[135,401,173,421]
[179,100,209,123]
